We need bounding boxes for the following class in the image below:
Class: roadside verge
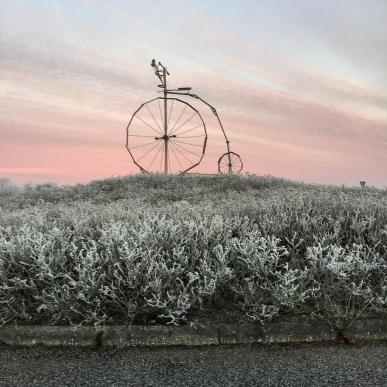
[1,318,386,348]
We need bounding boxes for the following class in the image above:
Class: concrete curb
[0,318,386,348]
[345,318,387,342]
[0,326,97,347]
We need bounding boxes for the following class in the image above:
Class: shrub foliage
[0,174,386,329]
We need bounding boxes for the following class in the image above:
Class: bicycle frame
[145,59,242,174]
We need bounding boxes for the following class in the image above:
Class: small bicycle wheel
[126,97,207,173]
[218,151,243,174]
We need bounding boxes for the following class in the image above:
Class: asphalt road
[0,343,387,387]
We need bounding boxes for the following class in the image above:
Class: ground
[1,343,387,386]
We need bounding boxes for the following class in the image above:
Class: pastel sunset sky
[1,0,386,186]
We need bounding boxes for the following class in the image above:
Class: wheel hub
[155,134,177,141]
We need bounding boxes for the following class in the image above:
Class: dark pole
[163,67,168,174]
[150,60,170,174]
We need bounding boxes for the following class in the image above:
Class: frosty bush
[306,244,387,330]
[229,231,315,322]
[0,174,386,329]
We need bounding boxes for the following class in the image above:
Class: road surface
[1,343,386,386]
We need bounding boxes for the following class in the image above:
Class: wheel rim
[126,97,207,174]
[218,151,243,174]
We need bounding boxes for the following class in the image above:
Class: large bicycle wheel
[218,151,243,174]
[126,97,207,174]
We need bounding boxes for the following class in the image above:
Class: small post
[360,181,366,189]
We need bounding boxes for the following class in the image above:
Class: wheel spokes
[173,139,203,147]
[157,99,164,128]
[137,140,162,162]
[134,115,162,136]
[147,141,164,171]
[128,140,158,150]
[176,134,205,139]
[170,142,194,164]
[127,98,206,174]
[169,143,185,171]
[169,104,187,133]
[167,99,174,127]
[145,103,163,133]
[159,144,165,172]
[218,152,243,174]
[171,140,201,158]
[169,111,197,135]
[173,123,204,137]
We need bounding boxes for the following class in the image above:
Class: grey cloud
[0,38,147,93]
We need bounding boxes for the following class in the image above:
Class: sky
[0,0,386,187]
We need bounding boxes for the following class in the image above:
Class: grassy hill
[0,174,386,329]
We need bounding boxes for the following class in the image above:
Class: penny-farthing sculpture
[126,60,243,174]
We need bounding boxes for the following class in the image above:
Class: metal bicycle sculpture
[125,59,243,174]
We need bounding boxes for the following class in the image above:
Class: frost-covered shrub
[306,244,387,330]
[229,231,314,322]
[0,178,19,195]
[0,174,386,328]
[0,211,248,325]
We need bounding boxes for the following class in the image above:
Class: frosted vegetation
[0,175,386,331]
